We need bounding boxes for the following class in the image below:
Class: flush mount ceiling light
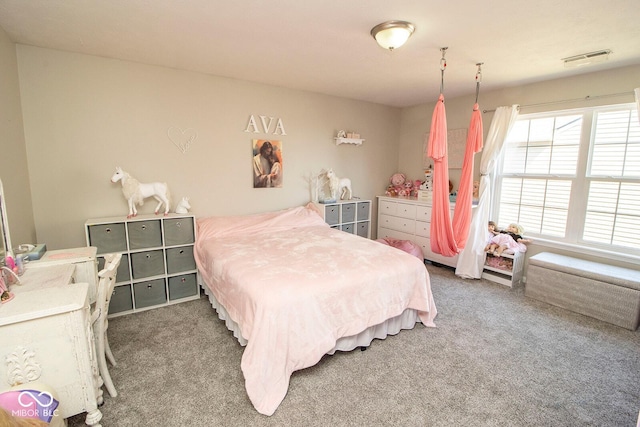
[562,49,612,68]
[371,20,415,51]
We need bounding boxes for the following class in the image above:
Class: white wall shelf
[334,137,364,146]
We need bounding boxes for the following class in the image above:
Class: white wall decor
[244,115,287,135]
[167,126,197,154]
[423,128,467,169]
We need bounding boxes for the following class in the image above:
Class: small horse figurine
[175,197,191,214]
[326,169,352,200]
[110,167,171,218]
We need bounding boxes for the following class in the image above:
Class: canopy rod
[475,62,483,104]
[439,47,448,94]
[482,91,634,113]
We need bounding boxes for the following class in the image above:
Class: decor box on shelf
[85,213,199,317]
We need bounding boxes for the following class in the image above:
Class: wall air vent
[562,50,612,68]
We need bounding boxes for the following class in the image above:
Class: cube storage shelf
[85,213,200,317]
[314,199,371,238]
[482,251,525,287]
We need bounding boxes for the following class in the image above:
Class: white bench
[525,252,640,330]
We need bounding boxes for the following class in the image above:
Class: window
[495,103,640,256]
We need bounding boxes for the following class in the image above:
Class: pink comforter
[194,204,437,415]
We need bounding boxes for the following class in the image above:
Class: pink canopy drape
[452,103,484,249]
[428,94,458,257]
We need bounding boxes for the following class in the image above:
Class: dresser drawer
[130,249,165,279]
[166,246,196,274]
[128,220,163,250]
[415,221,430,238]
[357,201,370,221]
[164,217,195,246]
[109,284,133,314]
[379,200,397,215]
[134,279,167,309]
[87,223,127,254]
[168,273,198,300]
[416,205,431,222]
[379,214,416,234]
[395,203,417,219]
[377,226,413,242]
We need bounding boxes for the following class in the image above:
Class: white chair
[91,253,122,398]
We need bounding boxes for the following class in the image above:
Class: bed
[194,203,437,415]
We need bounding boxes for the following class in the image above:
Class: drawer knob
[179,250,184,254]
[181,277,186,283]
[146,254,151,259]
[176,222,182,228]
[147,284,153,289]
[141,225,147,230]
[106,228,111,233]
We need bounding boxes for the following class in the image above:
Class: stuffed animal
[385,173,407,197]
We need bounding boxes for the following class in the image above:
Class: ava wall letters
[244,115,287,135]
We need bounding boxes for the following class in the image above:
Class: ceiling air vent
[562,50,612,68]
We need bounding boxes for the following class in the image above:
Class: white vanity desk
[0,266,103,427]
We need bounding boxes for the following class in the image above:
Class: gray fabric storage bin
[342,203,356,222]
[127,220,163,250]
[164,217,195,246]
[98,253,130,283]
[324,205,339,225]
[168,273,198,300]
[88,223,127,254]
[356,222,369,238]
[115,253,130,283]
[341,223,354,233]
[166,246,196,274]
[357,201,370,221]
[130,249,165,279]
[133,279,167,308]
[109,284,133,314]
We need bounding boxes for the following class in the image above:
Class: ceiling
[1,0,639,108]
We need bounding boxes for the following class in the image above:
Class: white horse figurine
[110,167,171,218]
[175,197,191,214]
[326,169,352,200]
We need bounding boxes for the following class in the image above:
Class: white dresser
[376,195,459,268]
[0,281,102,426]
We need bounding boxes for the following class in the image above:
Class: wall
[16,45,401,250]
[0,27,36,248]
[398,65,640,269]
[399,64,640,188]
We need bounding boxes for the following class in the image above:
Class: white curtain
[635,88,640,125]
[455,105,519,279]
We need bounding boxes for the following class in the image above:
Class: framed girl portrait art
[252,139,283,188]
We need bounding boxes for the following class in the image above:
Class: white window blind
[584,109,640,250]
[496,104,640,255]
